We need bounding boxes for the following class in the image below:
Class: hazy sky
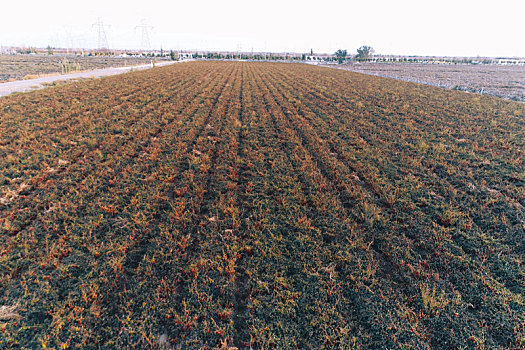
[1,0,524,57]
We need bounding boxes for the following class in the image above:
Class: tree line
[335,46,375,63]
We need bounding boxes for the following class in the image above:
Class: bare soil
[332,62,525,101]
[0,54,168,82]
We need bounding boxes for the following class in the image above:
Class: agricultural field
[0,54,168,82]
[334,62,525,102]
[0,61,524,349]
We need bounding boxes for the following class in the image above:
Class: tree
[356,45,374,61]
[335,49,347,64]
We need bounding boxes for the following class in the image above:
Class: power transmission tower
[92,18,109,50]
[237,43,242,60]
[64,27,74,53]
[135,19,154,53]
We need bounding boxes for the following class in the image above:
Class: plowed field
[1,61,524,349]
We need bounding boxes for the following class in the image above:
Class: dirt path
[0,60,188,98]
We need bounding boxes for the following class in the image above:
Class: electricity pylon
[135,19,154,53]
[92,18,109,50]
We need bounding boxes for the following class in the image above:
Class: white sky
[1,0,524,57]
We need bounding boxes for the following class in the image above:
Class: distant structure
[92,18,109,50]
[63,27,75,54]
[135,19,154,53]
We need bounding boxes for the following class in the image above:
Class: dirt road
[0,60,184,98]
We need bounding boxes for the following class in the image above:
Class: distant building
[496,59,525,65]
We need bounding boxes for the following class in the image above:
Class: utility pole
[92,18,109,51]
[135,19,154,53]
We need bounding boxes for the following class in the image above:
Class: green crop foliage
[0,61,524,349]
